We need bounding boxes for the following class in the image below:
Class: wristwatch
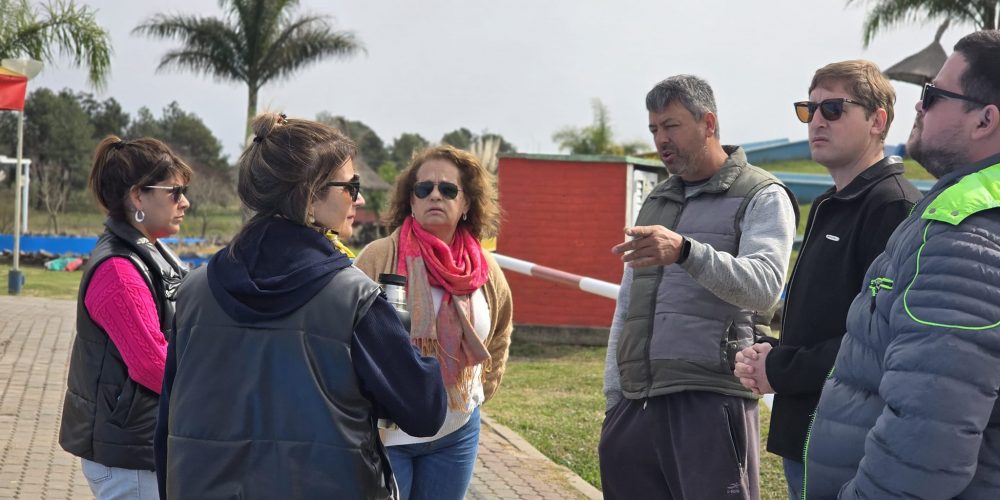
[677,236,692,264]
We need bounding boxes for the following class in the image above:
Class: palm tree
[134,0,364,142]
[850,0,999,47]
[0,0,111,87]
[553,99,648,156]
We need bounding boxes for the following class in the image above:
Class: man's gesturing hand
[611,225,685,268]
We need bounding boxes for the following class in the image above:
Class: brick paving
[471,415,600,500]
[0,296,599,499]
[0,297,90,499]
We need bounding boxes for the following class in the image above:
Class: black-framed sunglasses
[921,83,990,111]
[793,98,865,123]
[323,174,361,202]
[143,185,188,203]
[413,181,462,200]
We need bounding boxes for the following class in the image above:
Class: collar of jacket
[105,216,157,253]
[821,156,906,202]
[922,157,1000,225]
[648,145,747,203]
[102,217,188,297]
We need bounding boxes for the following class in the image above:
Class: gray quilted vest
[618,146,794,400]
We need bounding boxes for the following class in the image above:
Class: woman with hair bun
[155,113,447,500]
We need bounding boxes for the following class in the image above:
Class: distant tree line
[0,87,518,236]
[0,89,232,233]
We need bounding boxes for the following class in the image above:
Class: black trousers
[598,391,760,500]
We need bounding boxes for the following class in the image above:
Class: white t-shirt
[383,286,491,446]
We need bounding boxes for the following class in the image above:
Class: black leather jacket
[160,265,401,499]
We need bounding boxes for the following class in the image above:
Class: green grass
[759,404,788,500]
[1,264,82,299]
[796,205,810,235]
[759,158,935,180]
[485,341,788,498]
[485,342,606,487]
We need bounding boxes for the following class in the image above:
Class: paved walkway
[0,296,600,499]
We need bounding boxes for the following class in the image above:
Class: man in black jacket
[733,60,921,499]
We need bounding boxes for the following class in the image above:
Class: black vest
[59,218,187,470]
[163,265,395,499]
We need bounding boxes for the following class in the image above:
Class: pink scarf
[398,217,491,409]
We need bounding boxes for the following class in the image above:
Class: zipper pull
[642,399,648,410]
[868,277,895,312]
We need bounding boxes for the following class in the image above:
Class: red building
[496,153,665,334]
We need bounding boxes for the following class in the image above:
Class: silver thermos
[377,273,409,430]
[378,273,410,330]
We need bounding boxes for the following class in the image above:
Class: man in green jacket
[805,30,1000,499]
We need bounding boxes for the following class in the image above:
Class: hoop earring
[134,209,145,223]
[462,213,468,221]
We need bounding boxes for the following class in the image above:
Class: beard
[661,143,709,178]
[907,115,968,179]
[664,155,693,177]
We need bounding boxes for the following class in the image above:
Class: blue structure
[743,139,811,164]
[0,234,98,255]
[0,234,204,255]
[739,138,922,203]
[743,138,907,165]
[773,172,934,204]
[1,234,208,267]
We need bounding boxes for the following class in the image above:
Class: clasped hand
[734,343,774,395]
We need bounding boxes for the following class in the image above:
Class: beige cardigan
[354,229,513,403]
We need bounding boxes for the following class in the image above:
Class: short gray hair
[645,75,720,138]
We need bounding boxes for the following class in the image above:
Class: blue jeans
[783,457,805,500]
[81,458,159,500]
[386,407,481,500]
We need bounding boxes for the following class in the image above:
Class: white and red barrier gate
[490,252,774,409]
[490,253,620,300]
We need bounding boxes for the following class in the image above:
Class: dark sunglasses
[323,174,361,202]
[793,98,864,123]
[413,181,462,200]
[921,83,990,111]
[143,185,188,203]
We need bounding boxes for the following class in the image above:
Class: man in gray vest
[600,74,797,499]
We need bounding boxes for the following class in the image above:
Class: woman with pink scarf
[355,145,513,500]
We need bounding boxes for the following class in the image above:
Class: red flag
[0,74,28,111]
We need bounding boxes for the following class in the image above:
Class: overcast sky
[30,0,968,161]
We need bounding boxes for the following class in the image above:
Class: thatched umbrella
[354,157,392,192]
[883,20,950,86]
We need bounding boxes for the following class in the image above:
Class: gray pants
[599,391,760,500]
